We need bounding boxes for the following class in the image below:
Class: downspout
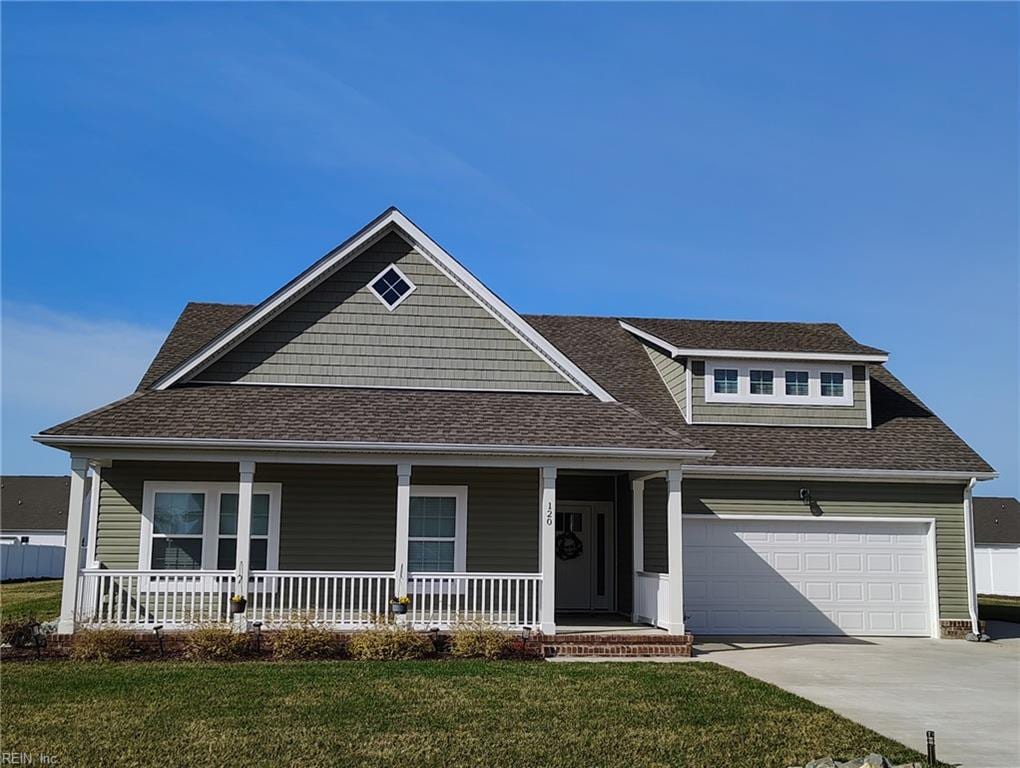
[962,477,981,637]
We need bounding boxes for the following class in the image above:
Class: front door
[554,501,614,611]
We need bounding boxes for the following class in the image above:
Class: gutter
[962,477,983,637]
[32,433,715,461]
[683,464,999,483]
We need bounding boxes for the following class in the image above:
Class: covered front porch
[58,455,689,636]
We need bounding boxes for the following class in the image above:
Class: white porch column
[57,456,90,634]
[539,466,557,635]
[394,464,412,596]
[631,478,645,623]
[234,461,256,600]
[665,468,685,635]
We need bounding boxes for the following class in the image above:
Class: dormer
[620,319,889,429]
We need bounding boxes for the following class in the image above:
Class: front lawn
[1,661,929,768]
[0,578,61,621]
[979,594,1020,624]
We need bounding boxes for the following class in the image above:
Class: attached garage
[683,517,936,637]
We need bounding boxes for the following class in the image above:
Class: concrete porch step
[541,632,694,659]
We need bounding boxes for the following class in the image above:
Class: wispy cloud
[1,303,165,473]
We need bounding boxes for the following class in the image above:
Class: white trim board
[618,321,889,363]
[152,208,615,402]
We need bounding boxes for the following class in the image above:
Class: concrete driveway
[695,622,1020,768]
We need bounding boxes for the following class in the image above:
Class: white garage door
[684,518,933,637]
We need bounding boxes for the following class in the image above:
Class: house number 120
[545,502,554,526]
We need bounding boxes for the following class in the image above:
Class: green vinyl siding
[198,232,576,393]
[642,478,669,573]
[643,344,687,418]
[413,467,539,572]
[689,361,870,427]
[639,477,968,620]
[94,461,538,574]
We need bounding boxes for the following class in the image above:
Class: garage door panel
[684,518,932,637]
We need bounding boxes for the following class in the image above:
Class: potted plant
[389,595,410,615]
[229,594,247,615]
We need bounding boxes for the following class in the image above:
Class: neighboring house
[0,475,84,546]
[0,476,92,580]
[973,497,1020,597]
[34,208,995,639]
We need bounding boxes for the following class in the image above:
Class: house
[973,497,1020,597]
[0,476,80,546]
[0,476,92,580]
[34,208,995,640]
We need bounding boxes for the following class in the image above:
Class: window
[216,493,271,570]
[713,368,739,395]
[369,264,416,310]
[749,370,774,395]
[820,371,845,397]
[407,486,467,574]
[141,482,281,571]
[151,492,205,569]
[785,371,809,396]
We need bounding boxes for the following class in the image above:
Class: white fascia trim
[684,464,999,482]
[618,321,889,363]
[692,513,937,525]
[153,208,615,402]
[32,433,714,460]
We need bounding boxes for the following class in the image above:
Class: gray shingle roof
[0,476,85,531]
[620,317,887,356]
[973,497,1020,545]
[40,302,993,474]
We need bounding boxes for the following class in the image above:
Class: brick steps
[541,632,694,659]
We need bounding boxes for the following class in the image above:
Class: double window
[704,361,854,406]
[141,482,281,571]
[407,486,467,574]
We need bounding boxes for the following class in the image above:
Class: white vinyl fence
[975,545,1020,597]
[0,543,64,581]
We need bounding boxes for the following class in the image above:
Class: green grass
[0,661,929,768]
[979,593,1020,624]
[0,579,62,622]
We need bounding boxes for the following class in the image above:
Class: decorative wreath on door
[556,530,584,560]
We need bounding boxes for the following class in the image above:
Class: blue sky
[2,3,1017,496]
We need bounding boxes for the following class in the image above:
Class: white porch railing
[246,571,396,627]
[408,572,542,629]
[76,570,541,630]
[633,571,669,629]
[77,570,237,627]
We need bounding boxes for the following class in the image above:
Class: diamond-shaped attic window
[369,264,416,310]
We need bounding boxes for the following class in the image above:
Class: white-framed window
[713,368,739,395]
[139,482,281,571]
[408,485,467,573]
[368,263,416,311]
[785,371,809,397]
[820,371,845,398]
[749,369,774,395]
[704,360,854,406]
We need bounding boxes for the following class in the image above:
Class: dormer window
[369,264,416,310]
[785,371,809,397]
[820,372,845,397]
[713,369,738,395]
[750,370,774,395]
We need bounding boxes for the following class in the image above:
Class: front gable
[158,209,613,399]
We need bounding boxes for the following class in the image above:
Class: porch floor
[554,612,666,636]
